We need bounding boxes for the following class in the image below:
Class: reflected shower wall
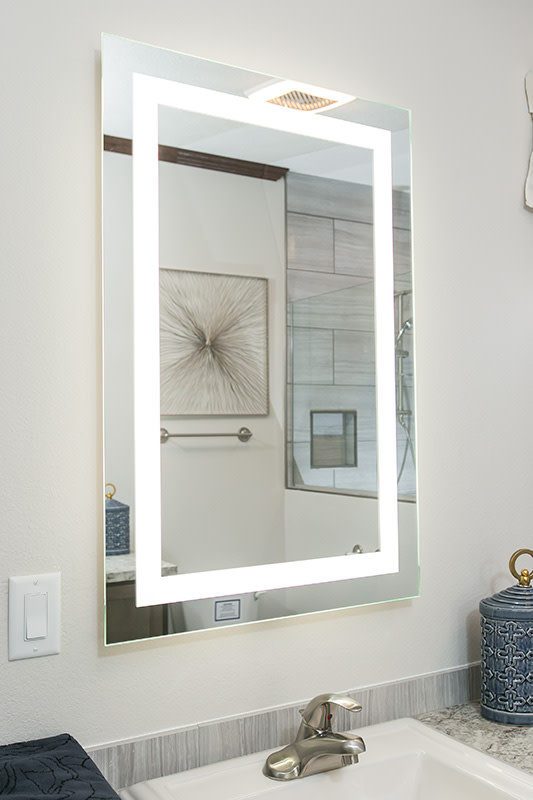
[395,288,416,497]
[286,171,415,500]
[288,281,378,495]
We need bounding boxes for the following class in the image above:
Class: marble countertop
[105,553,178,583]
[417,702,533,775]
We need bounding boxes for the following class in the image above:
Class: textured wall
[1,0,533,749]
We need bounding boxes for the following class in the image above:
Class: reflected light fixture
[247,80,356,113]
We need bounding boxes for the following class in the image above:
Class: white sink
[119,718,533,800]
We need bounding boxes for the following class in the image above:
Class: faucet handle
[298,693,362,734]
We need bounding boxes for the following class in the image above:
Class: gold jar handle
[509,549,533,586]
[105,482,117,500]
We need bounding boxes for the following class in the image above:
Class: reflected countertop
[105,553,179,583]
[417,702,533,775]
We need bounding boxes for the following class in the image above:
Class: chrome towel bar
[160,427,253,444]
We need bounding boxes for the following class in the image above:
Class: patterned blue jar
[105,483,130,556]
[480,548,533,725]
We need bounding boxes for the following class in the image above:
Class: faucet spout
[263,693,366,781]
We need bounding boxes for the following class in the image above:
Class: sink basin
[119,718,533,800]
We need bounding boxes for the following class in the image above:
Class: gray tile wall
[286,173,373,223]
[89,663,480,790]
[286,172,415,497]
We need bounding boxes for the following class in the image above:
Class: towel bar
[160,427,252,444]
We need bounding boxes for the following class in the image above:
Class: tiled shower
[286,171,416,502]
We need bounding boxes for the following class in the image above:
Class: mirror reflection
[102,34,418,645]
[287,179,415,499]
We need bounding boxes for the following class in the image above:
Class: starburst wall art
[159,269,269,416]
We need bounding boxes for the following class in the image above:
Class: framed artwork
[159,269,269,415]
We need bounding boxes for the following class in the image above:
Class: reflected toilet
[173,593,260,632]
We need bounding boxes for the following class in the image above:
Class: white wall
[158,162,286,573]
[103,153,286,573]
[1,0,533,748]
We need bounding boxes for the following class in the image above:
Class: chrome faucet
[263,693,366,781]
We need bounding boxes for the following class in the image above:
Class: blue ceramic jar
[104,482,130,556]
[480,549,533,725]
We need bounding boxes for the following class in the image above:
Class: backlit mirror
[102,34,418,644]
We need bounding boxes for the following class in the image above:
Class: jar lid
[480,549,533,620]
[104,482,129,511]
[105,497,129,511]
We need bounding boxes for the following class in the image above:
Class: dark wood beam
[104,135,288,182]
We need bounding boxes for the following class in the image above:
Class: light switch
[25,592,48,640]
[9,573,60,660]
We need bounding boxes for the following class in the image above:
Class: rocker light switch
[25,592,48,640]
[9,573,60,660]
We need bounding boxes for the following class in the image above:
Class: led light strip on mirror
[132,73,398,607]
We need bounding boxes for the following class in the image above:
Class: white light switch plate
[8,573,61,660]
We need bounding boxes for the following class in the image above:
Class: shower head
[396,318,413,344]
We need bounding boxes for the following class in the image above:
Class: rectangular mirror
[102,34,418,644]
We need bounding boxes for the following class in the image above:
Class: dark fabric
[0,733,120,799]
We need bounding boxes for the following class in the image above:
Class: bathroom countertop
[416,702,533,775]
[105,554,179,583]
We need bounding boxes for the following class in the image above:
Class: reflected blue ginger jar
[105,482,130,556]
[480,549,533,725]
